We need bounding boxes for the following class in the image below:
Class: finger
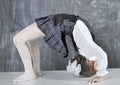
[88,79,93,83]
[91,79,95,83]
[88,79,96,83]
[92,79,98,83]
[92,79,100,83]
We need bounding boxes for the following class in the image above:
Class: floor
[0,68,120,85]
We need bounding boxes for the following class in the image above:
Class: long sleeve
[72,20,108,76]
[93,44,108,76]
[85,42,109,76]
[72,20,94,49]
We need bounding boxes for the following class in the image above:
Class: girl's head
[70,54,97,77]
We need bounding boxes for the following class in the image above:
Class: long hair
[71,54,97,77]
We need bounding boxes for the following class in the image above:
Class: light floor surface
[0,68,119,85]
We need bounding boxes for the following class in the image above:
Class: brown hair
[71,54,97,77]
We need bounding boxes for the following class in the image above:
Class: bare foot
[13,72,36,82]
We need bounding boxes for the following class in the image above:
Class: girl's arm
[88,45,108,83]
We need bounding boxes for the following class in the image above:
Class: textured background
[0,0,120,72]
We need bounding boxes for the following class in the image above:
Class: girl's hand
[88,76,104,83]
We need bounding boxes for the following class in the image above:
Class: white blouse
[72,20,108,76]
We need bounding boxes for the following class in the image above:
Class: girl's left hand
[88,76,104,83]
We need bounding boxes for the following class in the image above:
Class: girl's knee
[13,34,25,45]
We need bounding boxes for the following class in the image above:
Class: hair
[70,54,97,77]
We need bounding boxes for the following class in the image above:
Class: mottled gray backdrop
[0,0,120,72]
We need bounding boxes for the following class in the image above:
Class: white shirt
[72,20,108,76]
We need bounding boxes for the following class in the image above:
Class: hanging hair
[70,54,97,77]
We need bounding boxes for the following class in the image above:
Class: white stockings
[13,22,45,82]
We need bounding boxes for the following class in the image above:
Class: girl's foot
[13,72,36,82]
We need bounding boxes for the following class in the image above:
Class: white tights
[13,22,45,82]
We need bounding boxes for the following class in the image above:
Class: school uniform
[35,13,95,57]
[35,13,108,76]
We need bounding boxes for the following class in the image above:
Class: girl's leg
[13,22,45,82]
[27,40,42,77]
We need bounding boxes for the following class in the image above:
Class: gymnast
[13,13,108,83]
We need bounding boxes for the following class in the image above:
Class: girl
[13,13,108,83]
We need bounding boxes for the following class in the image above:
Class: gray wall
[0,0,120,72]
